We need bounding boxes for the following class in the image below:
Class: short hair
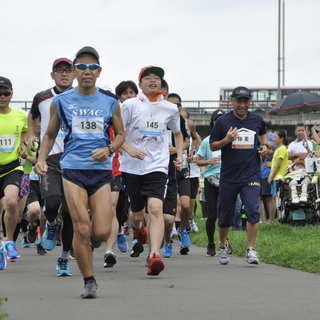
[161,79,169,92]
[115,81,138,97]
[295,122,305,129]
[264,119,272,130]
[167,93,181,103]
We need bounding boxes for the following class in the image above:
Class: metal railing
[10,100,278,115]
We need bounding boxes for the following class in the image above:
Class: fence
[11,100,276,114]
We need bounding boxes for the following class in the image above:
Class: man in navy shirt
[210,86,268,265]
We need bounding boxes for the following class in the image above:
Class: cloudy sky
[1,0,320,101]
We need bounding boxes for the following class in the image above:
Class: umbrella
[267,91,320,116]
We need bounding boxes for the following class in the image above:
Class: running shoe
[69,245,76,260]
[245,247,260,265]
[179,229,191,247]
[218,246,230,265]
[103,251,117,268]
[27,225,38,244]
[0,243,7,270]
[179,245,189,255]
[226,238,233,255]
[36,243,47,256]
[89,235,102,252]
[131,224,148,244]
[189,220,199,232]
[147,253,165,276]
[162,244,173,258]
[4,241,20,261]
[21,236,30,248]
[123,225,130,235]
[81,280,98,299]
[130,240,144,258]
[42,222,57,251]
[56,257,72,276]
[116,233,128,253]
[206,243,216,257]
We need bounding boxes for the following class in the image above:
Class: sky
[1,0,320,102]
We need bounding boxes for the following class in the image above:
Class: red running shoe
[147,253,165,276]
[131,224,148,244]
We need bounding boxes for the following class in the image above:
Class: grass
[0,298,8,320]
[190,209,320,273]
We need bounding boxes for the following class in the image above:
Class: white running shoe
[245,247,260,265]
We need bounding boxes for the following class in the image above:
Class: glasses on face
[175,103,181,107]
[74,63,100,71]
[54,67,72,74]
[0,92,12,97]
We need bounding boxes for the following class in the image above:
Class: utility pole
[277,0,285,101]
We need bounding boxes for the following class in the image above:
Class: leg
[62,178,91,278]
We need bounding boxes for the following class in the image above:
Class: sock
[84,276,95,284]
[47,220,57,227]
[60,250,69,260]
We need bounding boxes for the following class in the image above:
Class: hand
[128,149,148,160]
[19,149,28,159]
[27,136,40,152]
[267,177,272,184]
[173,157,182,171]
[34,160,48,176]
[91,147,110,162]
[226,127,239,143]
[207,157,221,165]
[258,145,268,157]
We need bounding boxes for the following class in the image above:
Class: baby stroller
[276,158,320,226]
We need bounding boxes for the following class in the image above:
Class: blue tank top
[54,87,118,170]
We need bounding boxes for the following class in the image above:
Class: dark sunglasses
[54,67,72,74]
[175,103,181,107]
[74,63,100,71]
[0,92,12,97]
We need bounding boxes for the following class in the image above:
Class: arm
[173,131,183,169]
[210,127,239,151]
[268,157,283,184]
[91,103,125,162]
[27,112,40,151]
[312,124,320,145]
[196,155,221,167]
[258,132,268,156]
[34,101,60,175]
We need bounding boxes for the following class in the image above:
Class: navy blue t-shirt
[210,111,266,183]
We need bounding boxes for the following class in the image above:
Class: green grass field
[190,214,320,273]
[0,298,8,320]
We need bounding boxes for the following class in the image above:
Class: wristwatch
[108,145,115,155]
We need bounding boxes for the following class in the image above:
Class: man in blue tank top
[210,86,268,266]
[35,46,125,299]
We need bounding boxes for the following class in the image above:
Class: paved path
[1,236,319,320]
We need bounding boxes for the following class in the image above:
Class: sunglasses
[0,92,12,97]
[74,63,100,71]
[54,67,72,74]
[175,103,181,107]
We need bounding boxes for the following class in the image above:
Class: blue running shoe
[42,222,57,251]
[56,257,72,276]
[21,237,30,248]
[162,244,173,258]
[4,241,20,261]
[179,229,191,247]
[116,233,128,253]
[0,243,7,270]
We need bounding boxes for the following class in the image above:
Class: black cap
[74,46,100,64]
[210,109,225,129]
[211,109,225,122]
[0,76,12,90]
[230,86,251,99]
